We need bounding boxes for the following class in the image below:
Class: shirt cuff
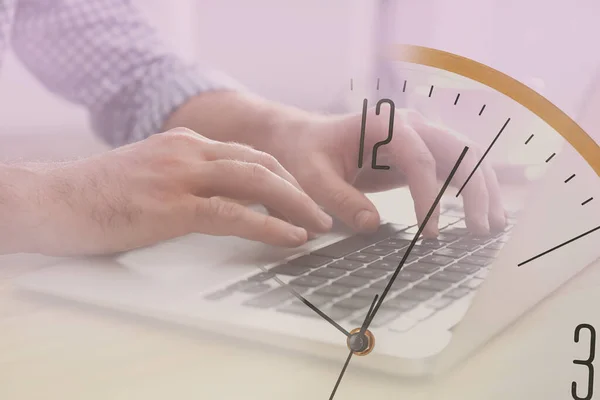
[91,59,245,147]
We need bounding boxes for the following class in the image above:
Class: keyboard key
[436,233,460,242]
[419,255,455,266]
[474,249,500,258]
[309,268,346,279]
[345,252,380,263]
[383,253,418,264]
[334,296,374,310]
[314,285,351,298]
[429,297,453,310]
[377,238,411,249]
[460,278,484,290]
[228,281,260,291]
[496,235,511,243]
[271,264,311,276]
[368,260,398,271]
[397,245,432,256]
[239,283,271,294]
[398,289,436,301]
[361,246,396,256]
[371,279,410,291]
[243,287,308,308]
[395,232,419,240]
[445,263,480,274]
[447,242,479,251]
[434,248,468,258]
[444,288,470,299]
[415,280,453,292]
[289,254,332,268]
[354,287,383,298]
[444,227,470,235]
[395,270,426,282]
[328,260,363,271]
[247,271,275,282]
[459,236,493,246]
[418,239,446,249]
[461,256,492,266]
[475,269,489,279]
[438,215,461,228]
[487,241,504,250]
[404,263,441,274]
[335,276,370,288]
[385,297,419,311]
[350,268,388,280]
[312,237,375,258]
[430,271,467,283]
[204,289,233,301]
[290,276,329,288]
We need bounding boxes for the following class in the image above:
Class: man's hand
[265,107,507,237]
[166,91,505,238]
[0,129,333,256]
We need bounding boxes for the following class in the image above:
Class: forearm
[0,163,48,254]
[162,90,317,154]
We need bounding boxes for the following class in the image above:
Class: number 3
[573,323,596,400]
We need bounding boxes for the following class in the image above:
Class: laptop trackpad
[116,232,334,292]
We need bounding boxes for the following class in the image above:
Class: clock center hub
[347,328,375,356]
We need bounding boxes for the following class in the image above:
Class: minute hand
[364,146,469,329]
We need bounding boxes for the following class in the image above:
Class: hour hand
[262,268,351,337]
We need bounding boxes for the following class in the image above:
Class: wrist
[163,90,316,153]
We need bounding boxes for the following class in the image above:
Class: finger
[307,160,381,233]
[203,141,305,193]
[391,124,441,238]
[412,118,491,236]
[193,197,308,247]
[198,160,332,233]
[481,161,507,232]
[454,151,491,235]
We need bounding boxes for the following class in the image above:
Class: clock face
[283,45,600,399]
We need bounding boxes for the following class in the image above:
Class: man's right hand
[3,128,333,256]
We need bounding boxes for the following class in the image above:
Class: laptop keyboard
[204,204,515,333]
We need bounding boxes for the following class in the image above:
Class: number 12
[357,98,395,170]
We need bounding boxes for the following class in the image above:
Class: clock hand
[364,146,469,330]
[257,266,351,337]
[518,224,600,267]
[328,295,379,400]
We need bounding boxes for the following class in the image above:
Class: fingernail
[289,227,307,243]
[355,210,375,230]
[318,209,333,230]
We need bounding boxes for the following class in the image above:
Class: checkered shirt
[0,0,241,146]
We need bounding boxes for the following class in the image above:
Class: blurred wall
[0,0,598,159]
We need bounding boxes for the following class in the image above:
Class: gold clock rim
[387,44,600,176]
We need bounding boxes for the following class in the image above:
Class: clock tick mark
[350,78,353,91]
[428,85,434,97]
[454,93,461,105]
[525,134,534,145]
[479,104,486,115]
[402,80,407,92]
[377,78,380,90]
[582,197,594,206]
[545,153,556,163]
[565,174,576,183]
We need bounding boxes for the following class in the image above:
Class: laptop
[13,5,600,376]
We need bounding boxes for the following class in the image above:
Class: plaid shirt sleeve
[10,0,243,147]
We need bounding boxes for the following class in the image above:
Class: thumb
[308,163,381,232]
